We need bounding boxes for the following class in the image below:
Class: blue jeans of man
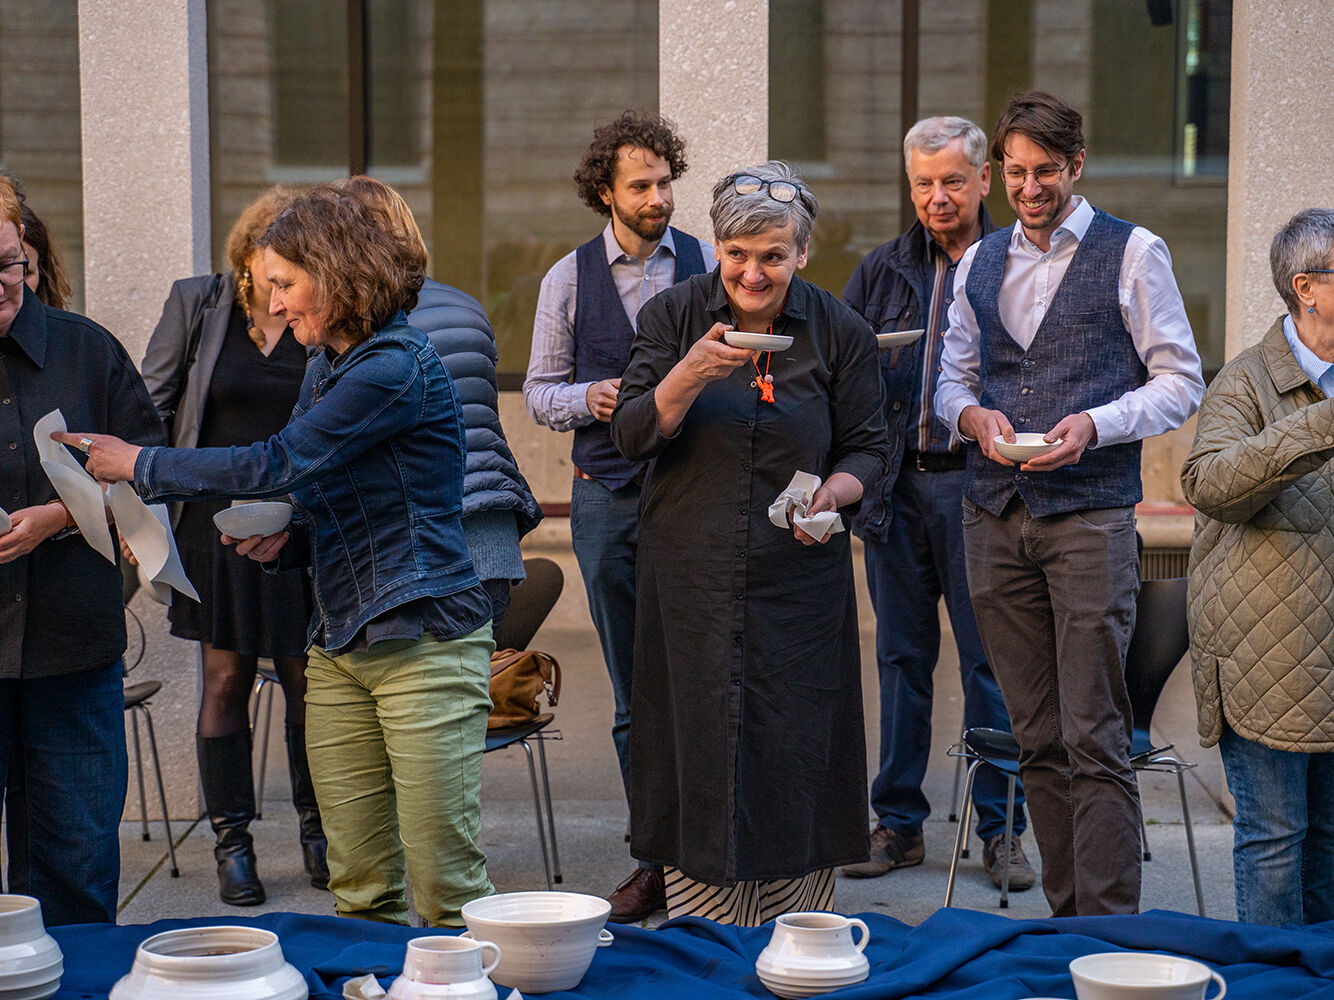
[0,660,127,925]
[1219,721,1334,926]
[864,465,1025,842]
[570,475,639,802]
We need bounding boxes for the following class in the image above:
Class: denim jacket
[135,313,480,651]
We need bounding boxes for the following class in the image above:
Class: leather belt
[904,450,966,473]
[572,466,597,482]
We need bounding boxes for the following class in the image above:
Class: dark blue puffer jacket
[409,279,543,551]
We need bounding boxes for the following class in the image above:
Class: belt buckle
[915,453,929,473]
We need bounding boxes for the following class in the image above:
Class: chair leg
[138,705,180,878]
[959,782,974,860]
[534,733,562,884]
[948,722,965,823]
[518,740,554,890]
[129,710,150,842]
[1141,809,1152,862]
[1176,769,1205,917]
[253,678,274,820]
[944,760,981,907]
[999,775,1016,909]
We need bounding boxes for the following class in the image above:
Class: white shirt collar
[601,221,675,266]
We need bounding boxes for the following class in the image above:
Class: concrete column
[659,0,769,238]
[79,0,211,362]
[79,0,212,820]
[1225,2,1334,359]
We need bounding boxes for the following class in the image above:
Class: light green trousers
[305,626,495,926]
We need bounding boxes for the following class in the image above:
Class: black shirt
[0,288,165,678]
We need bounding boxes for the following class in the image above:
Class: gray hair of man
[1270,207,1334,315]
[902,116,988,174]
[710,160,819,249]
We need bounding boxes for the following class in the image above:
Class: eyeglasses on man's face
[1000,163,1069,188]
[0,258,29,288]
[726,174,805,204]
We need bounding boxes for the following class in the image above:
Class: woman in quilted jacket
[1181,207,1334,926]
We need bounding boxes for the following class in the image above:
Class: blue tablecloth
[49,907,1334,999]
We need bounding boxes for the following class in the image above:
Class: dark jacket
[408,278,542,540]
[0,289,165,678]
[842,207,996,541]
[140,273,233,451]
[135,314,478,653]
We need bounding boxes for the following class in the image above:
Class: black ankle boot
[197,733,266,906]
[285,724,330,890]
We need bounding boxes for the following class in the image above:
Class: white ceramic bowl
[994,432,1062,462]
[212,501,294,539]
[0,895,62,1000]
[876,328,925,349]
[109,926,308,1000]
[723,331,794,352]
[1070,952,1226,1000]
[460,891,613,993]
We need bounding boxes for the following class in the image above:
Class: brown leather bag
[488,648,561,730]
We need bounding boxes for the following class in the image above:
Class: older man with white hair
[841,116,1035,890]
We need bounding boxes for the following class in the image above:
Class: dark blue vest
[571,227,706,488]
[964,209,1147,517]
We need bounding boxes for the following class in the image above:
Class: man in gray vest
[935,91,1203,916]
[840,116,1034,891]
[524,111,713,922]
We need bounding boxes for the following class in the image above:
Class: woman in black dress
[140,188,323,906]
[611,161,889,925]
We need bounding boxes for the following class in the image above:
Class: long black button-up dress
[611,269,889,885]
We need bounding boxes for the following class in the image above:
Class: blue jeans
[570,476,639,801]
[1219,721,1334,926]
[864,465,1025,841]
[0,660,128,925]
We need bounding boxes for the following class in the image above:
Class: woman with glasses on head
[64,186,496,928]
[0,174,165,926]
[610,160,889,924]
[138,187,324,908]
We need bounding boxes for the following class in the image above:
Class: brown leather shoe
[607,866,666,923]
[982,833,1037,890]
[839,824,925,878]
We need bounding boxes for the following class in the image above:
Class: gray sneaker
[982,833,1037,890]
[840,825,925,878]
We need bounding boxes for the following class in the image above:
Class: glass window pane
[0,1,85,310]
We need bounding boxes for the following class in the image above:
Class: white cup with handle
[1070,952,1226,1000]
[388,935,502,1000]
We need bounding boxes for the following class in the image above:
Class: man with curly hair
[524,110,713,923]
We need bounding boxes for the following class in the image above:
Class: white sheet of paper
[107,482,199,602]
[33,409,116,562]
[767,470,845,543]
[0,506,10,535]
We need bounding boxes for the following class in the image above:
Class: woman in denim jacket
[65,187,495,927]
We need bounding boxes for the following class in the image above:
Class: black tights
[195,642,307,738]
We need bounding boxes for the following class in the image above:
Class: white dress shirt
[523,223,715,431]
[934,197,1204,447]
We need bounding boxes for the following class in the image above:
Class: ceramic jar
[0,894,63,1000]
[109,925,307,1000]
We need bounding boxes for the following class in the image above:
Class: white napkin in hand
[33,409,117,562]
[768,470,845,543]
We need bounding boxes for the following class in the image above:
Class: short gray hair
[902,116,987,174]
[1270,207,1334,314]
[710,161,819,248]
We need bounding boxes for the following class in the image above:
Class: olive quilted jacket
[1181,316,1334,750]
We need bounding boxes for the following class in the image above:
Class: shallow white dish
[0,895,62,1000]
[1070,952,1226,1000]
[876,328,925,349]
[994,432,1062,462]
[109,925,307,1000]
[213,501,294,539]
[460,891,613,993]
[724,331,793,352]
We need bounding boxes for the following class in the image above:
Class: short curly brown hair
[258,189,425,347]
[573,110,688,216]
